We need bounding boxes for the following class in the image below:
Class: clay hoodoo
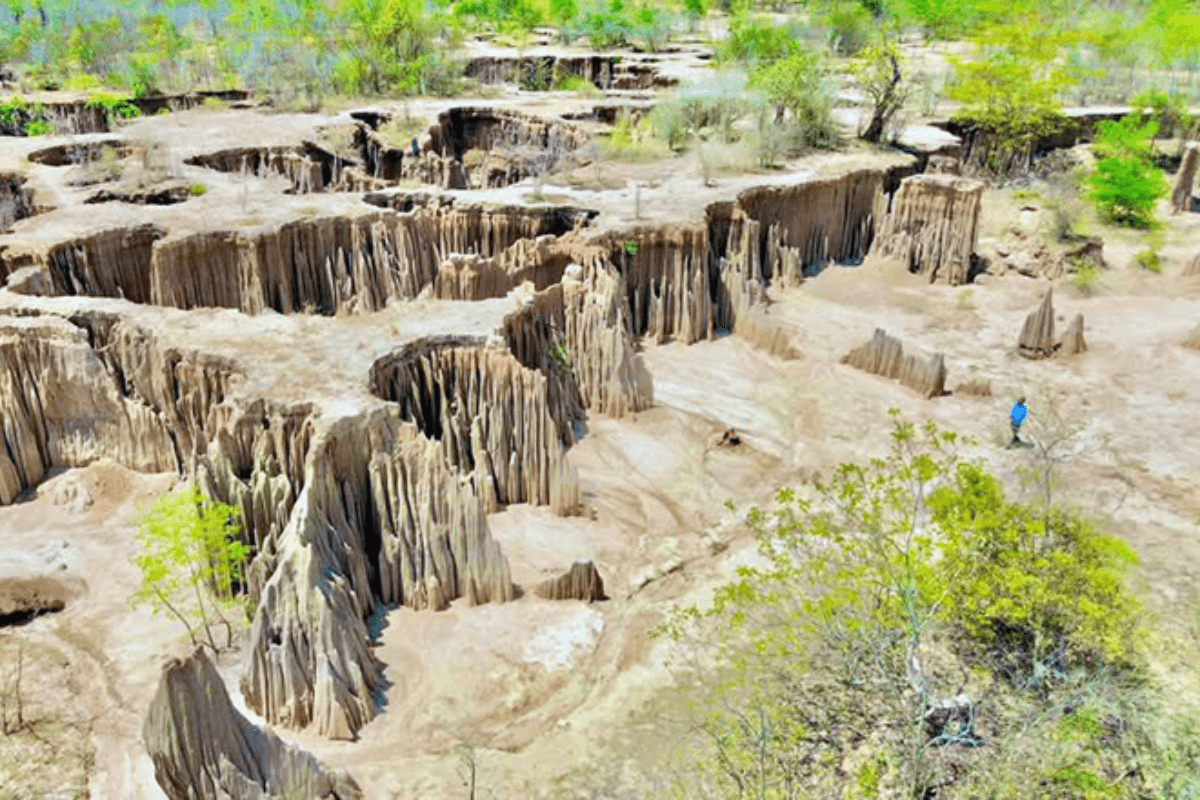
[1183,324,1200,349]
[144,647,362,800]
[613,226,719,344]
[504,260,653,419]
[1058,313,1088,356]
[735,170,887,274]
[369,337,580,514]
[955,378,993,398]
[243,411,516,738]
[1018,290,1058,359]
[534,561,607,602]
[1172,143,1199,213]
[840,328,948,399]
[1184,252,1200,277]
[463,54,677,91]
[873,173,985,285]
[0,315,179,504]
[0,171,35,232]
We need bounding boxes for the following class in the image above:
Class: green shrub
[581,0,634,49]
[1134,247,1162,273]
[25,119,52,136]
[1070,262,1100,295]
[188,183,208,197]
[1086,155,1167,228]
[649,71,748,150]
[749,49,839,151]
[825,1,873,56]
[719,13,798,65]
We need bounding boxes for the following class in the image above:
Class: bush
[25,119,52,136]
[825,1,873,56]
[649,71,749,150]
[657,413,1154,798]
[188,183,207,197]
[748,49,839,152]
[1086,154,1167,228]
[1134,247,1162,273]
[1070,262,1100,295]
[719,12,799,66]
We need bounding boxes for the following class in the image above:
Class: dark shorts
[1011,421,1022,437]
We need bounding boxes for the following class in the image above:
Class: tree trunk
[863,52,903,144]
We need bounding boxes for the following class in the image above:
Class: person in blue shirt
[1010,397,1027,445]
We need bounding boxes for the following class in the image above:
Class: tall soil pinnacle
[1018,290,1057,359]
[1172,143,1199,213]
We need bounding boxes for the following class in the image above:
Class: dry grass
[0,637,93,799]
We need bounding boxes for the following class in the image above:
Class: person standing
[1010,397,1028,446]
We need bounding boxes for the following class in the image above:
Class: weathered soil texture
[2,48,1199,800]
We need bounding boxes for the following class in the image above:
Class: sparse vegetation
[188,182,207,197]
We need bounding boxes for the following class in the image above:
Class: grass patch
[188,183,207,196]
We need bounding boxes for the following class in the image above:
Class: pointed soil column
[534,561,607,602]
[1172,143,1199,213]
[1018,290,1058,359]
[873,173,985,285]
[1058,313,1088,356]
[840,328,947,398]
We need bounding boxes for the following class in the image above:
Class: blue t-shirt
[1011,403,1027,425]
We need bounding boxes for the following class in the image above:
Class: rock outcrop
[841,328,947,398]
[1058,313,1087,356]
[1172,143,1199,213]
[1018,291,1057,359]
[873,174,984,285]
[534,561,606,602]
[144,647,362,800]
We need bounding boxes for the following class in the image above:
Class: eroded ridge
[369,336,580,515]
[145,647,363,800]
[242,409,517,739]
[1,199,595,313]
[873,173,985,284]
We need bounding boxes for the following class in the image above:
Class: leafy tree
[130,484,250,654]
[1086,115,1167,228]
[749,48,839,151]
[718,10,798,66]
[659,412,1151,798]
[850,42,909,143]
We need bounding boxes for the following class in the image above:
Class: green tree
[659,412,1149,798]
[130,484,250,653]
[946,20,1073,174]
[1086,116,1167,228]
[749,48,839,151]
[850,42,909,143]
